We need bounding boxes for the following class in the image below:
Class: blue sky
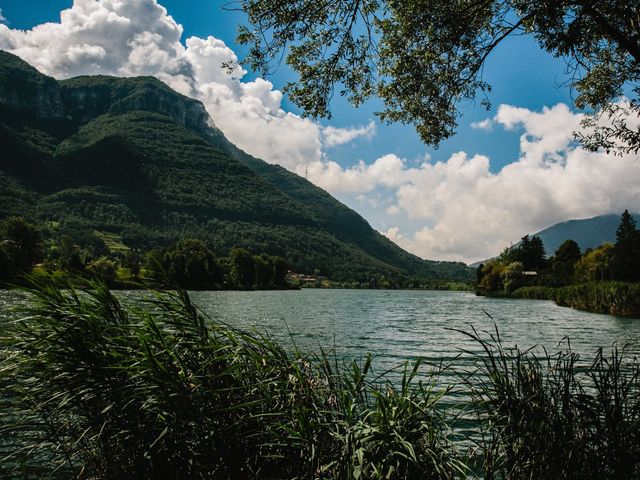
[1,0,637,263]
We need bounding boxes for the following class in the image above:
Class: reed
[3,277,640,479]
[460,326,640,480]
[0,276,465,479]
[555,281,640,316]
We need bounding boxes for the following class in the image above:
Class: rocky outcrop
[0,50,64,119]
[60,75,218,137]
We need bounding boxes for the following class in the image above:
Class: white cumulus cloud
[322,120,376,147]
[302,104,640,263]
[470,118,493,131]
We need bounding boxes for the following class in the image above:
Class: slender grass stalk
[458,325,640,480]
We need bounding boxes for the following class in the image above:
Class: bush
[86,256,118,286]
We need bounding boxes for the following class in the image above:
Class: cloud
[0,9,6,25]
[0,0,379,170]
[470,118,493,131]
[301,154,412,193]
[304,104,640,263]
[322,120,376,147]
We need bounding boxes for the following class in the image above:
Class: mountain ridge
[470,213,640,268]
[0,50,473,282]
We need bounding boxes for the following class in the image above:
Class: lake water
[3,288,640,383]
[3,287,640,444]
[185,289,640,384]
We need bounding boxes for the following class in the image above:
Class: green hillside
[0,50,472,282]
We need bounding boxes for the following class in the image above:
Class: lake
[3,288,640,381]
[182,288,640,386]
[3,287,640,447]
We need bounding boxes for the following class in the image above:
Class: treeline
[146,241,289,290]
[0,217,289,290]
[476,210,640,316]
[0,216,473,291]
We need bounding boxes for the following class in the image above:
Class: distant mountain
[533,213,640,255]
[470,213,640,267]
[0,50,473,282]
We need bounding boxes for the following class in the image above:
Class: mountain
[470,213,640,267]
[533,213,640,255]
[0,50,473,282]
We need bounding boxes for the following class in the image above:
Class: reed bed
[461,326,640,480]
[2,277,640,479]
[0,276,464,479]
[554,282,640,317]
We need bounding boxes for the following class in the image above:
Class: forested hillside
[0,50,472,283]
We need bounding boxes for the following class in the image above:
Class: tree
[478,261,506,292]
[57,235,85,272]
[0,216,42,277]
[612,209,640,281]
[272,256,289,287]
[254,254,273,288]
[235,0,640,152]
[229,248,256,288]
[163,240,223,289]
[575,243,614,282]
[503,235,546,271]
[502,261,524,292]
[0,245,11,284]
[123,251,142,279]
[550,239,581,285]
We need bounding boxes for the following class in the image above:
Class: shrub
[86,256,118,286]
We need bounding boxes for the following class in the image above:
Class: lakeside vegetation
[0,216,472,291]
[0,216,291,290]
[2,277,640,479]
[476,210,640,317]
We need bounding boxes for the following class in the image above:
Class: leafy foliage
[0,216,42,283]
[549,239,582,286]
[235,0,640,152]
[478,212,640,315]
[612,209,640,281]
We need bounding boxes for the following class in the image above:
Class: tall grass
[3,277,640,479]
[461,326,640,480]
[0,276,465,479]
[554,281,640,316]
